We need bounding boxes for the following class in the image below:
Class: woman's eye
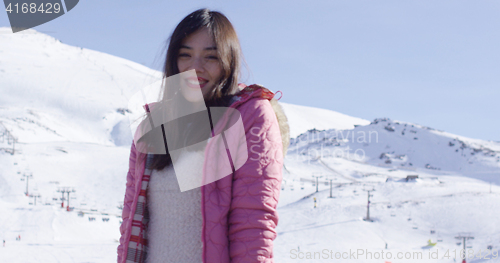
[178,53,190,57]
[207,56,218,60]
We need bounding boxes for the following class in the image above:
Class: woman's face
[177,27,223,102]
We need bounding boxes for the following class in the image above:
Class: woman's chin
[184,94,204,103]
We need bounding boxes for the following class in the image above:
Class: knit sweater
[145,148,205,263]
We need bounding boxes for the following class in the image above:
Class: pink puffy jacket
[117,84,289,263]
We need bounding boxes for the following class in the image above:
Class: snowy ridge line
[278,102,370,138]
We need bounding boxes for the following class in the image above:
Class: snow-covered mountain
[1,28,499,262]
[0,26,162,146]
[288,118,500,184]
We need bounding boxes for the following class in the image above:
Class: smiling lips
[186,77,208,88]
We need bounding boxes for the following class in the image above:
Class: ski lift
[412,224,418,229]
[390,212,396,217]
[456,242,461,246]
[430,230,436,234]
[487,245,493,250]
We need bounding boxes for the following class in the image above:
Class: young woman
[117,8,290,263]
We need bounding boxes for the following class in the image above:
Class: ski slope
[1,28,499,262]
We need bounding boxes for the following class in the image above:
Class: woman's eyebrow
[180,45,217,51]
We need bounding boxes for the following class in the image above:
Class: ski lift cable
[318,158,358,182]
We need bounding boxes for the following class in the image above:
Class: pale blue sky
[2,0,499,141]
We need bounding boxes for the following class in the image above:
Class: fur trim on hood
[237,83,290,157]
[269,97,290,157]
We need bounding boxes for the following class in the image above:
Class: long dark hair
[149,8,244,171]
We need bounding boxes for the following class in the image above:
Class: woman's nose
[189,57,204,72]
